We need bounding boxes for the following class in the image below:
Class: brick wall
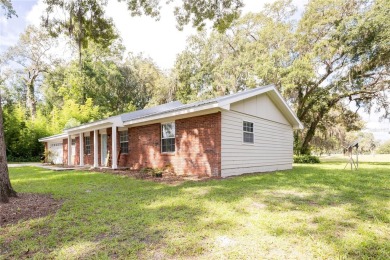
[176,112,221,176]
[125,112,222,176]
[75,137,80,165]
[61,112,221,175]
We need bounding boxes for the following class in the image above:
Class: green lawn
[1,163,389,259]
[320,153,390,163]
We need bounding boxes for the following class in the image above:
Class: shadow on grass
[2,164,389,259]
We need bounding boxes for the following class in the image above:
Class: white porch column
[93,130,99,168]
[111,126,118,169]
[67,135,72,166]
[79,133,84,166]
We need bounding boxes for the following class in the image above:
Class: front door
[101,134,108,166]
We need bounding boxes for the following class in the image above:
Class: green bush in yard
[293,154,320,164]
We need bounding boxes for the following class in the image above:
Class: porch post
[93,130,98,168]
[79,133,84,166]
[112,126,117,169]
[67,135,72,166]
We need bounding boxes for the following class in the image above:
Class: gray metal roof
[124,85,274,122]
[64,101,183,131]
[120,101,183,122]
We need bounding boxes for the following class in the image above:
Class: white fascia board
[123,103,220,126]
[219,85,304,130]
[65,121,113,135]
[65,116,124,135]
[38,133,67,142]
[267,90,304,130]
[217,85,274,108]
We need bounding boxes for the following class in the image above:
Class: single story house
[39,85,303,177]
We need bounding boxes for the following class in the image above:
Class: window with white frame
[161,122,175,153]
[85,136,91,154]
[119,130,129,153]
[243,121,254,144]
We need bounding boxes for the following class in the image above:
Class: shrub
[293,155,320,164]
[139,167,163,177]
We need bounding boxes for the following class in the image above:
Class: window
[85,136,91,155]
[243,121,254,144]
[119,131,129,153]
[161,122,175,153]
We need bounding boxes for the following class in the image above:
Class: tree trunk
[0,94,17,203]
[299,120,319,155]
[26,79,36,119]
[299,106,330,155]
[77,2,86,104]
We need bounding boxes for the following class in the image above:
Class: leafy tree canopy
[119,0,244,32]
[173,0,390,154]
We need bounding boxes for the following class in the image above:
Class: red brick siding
[74,137,80,165]
[176,112,221,176]
[128,123,164,169]
[125,112,221,176]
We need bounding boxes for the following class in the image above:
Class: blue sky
[0,0,36,52]
[1,0,389,142]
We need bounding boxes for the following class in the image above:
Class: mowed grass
[1,163,389,259]
[320,153,390,163]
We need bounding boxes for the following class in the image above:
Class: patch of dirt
[0,193,62,227]
[94,168,221,185]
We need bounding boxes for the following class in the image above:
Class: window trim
[84,136,91,155]
[161,122,176,154]
[242,120,254,144]
[119,130,129,154]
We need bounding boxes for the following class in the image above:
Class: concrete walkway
[8,163,43,168]
[8,163,81,171]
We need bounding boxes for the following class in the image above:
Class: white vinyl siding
[231,93,290,125]
[221,110,293,177]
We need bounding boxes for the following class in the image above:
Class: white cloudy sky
[1,0,279,69]
[1,0,389,142]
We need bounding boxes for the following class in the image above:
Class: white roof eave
[38,133,67,142]
[64,116,123,135]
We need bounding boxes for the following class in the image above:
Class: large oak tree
[174,0,390,154]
